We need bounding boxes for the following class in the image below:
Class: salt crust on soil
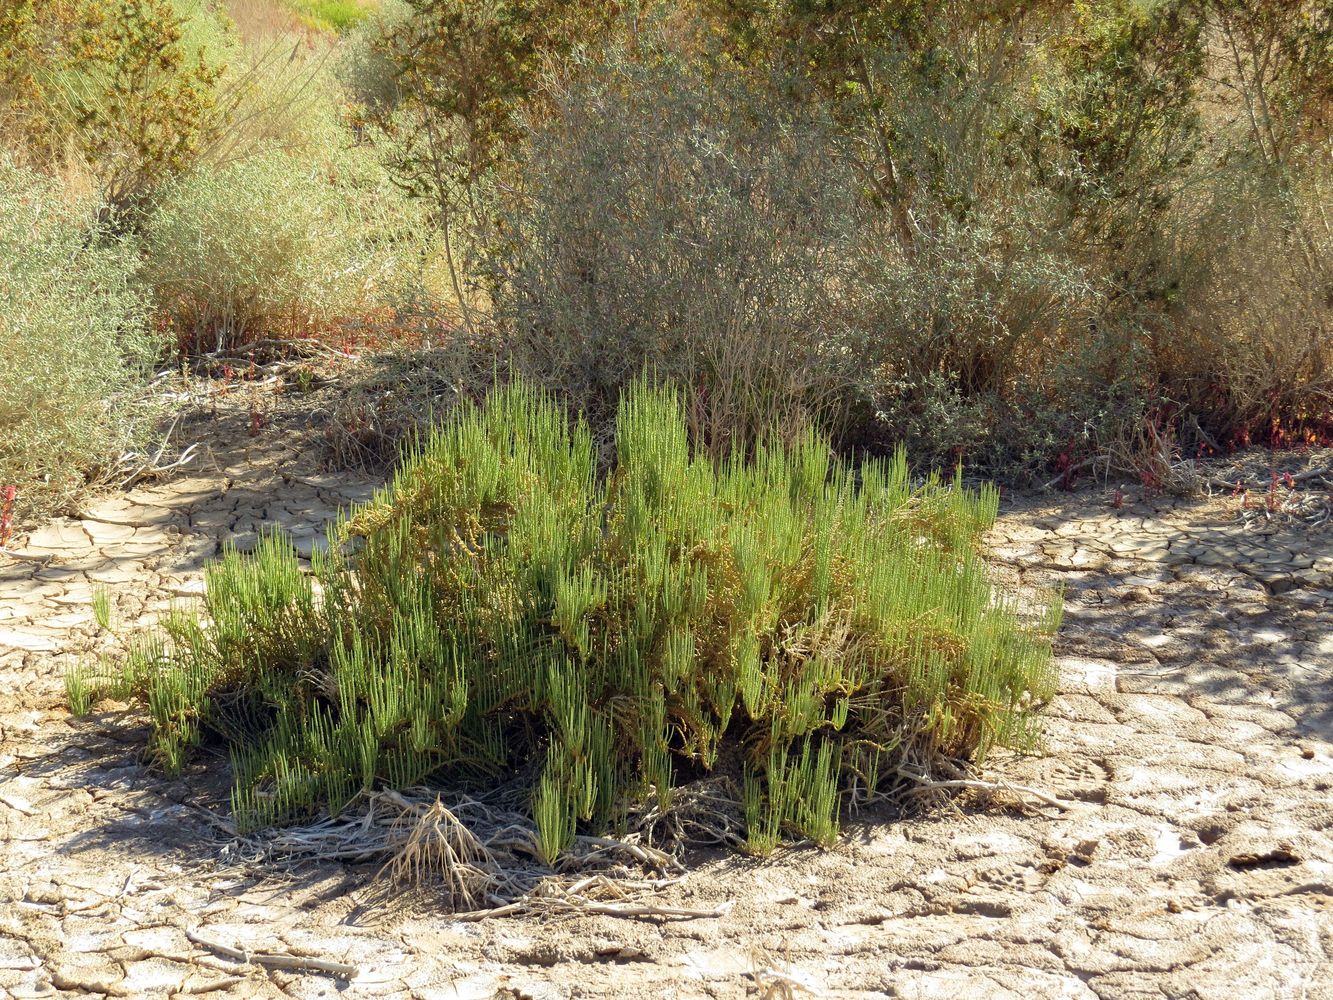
[2,394,1331,999]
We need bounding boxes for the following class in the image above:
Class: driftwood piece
[185,930,359,978]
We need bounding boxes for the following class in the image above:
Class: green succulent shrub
[0,160,158,524]
[79,379,1059,860]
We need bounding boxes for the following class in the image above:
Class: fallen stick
[571,900,730,919]
[455,897,730,922]
[454,901,525,921]
[185,930,359,978]
[573,835,682,872]
[1039,457,1101,492]
[1205,467,1332,493]
[117,442,201,488]
[899,772,1069,811]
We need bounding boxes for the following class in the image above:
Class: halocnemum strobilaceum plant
[76,380,1060,860]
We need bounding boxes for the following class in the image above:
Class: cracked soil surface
[2,394,1331,1000]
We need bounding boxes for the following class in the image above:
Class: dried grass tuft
[217,783,717,918]
[379,794,496,908]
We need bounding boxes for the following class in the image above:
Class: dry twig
[896,766,1068,811]
[219,786,703,920]
[184,930,358,978]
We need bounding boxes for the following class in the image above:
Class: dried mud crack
[2,409,1331,999]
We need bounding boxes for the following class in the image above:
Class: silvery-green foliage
[0,160,158,521]
[141,148,425,352]
[488,58,867,456]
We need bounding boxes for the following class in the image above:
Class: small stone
[1073,839,1100,863]
[290,533,330,560]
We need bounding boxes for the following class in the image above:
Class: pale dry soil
[2,401,1331,1000]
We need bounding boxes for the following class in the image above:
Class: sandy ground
[2,391,1331,1000]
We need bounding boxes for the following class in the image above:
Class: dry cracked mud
[2,399,1331,1000]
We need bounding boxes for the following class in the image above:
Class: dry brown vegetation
[2,0,1330,524]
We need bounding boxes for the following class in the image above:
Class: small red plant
[0,485,15,548]
[1263,468,1297,515]
[1110,487,1125,509]
[1053,444,1081,490]
[249,407,265,437]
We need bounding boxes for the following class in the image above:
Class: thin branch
[1039,456,1101,492]
[184,931,358,978]
[1205,466,1332,493]
[455,897,730,922]
[896,770,1069,811]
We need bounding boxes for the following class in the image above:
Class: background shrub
[0,0,231,214]
[81,379,1058,859]
[335,0,411,114]
[286,0,379,34]
[3,0,1330,533]
[140,148,425,353]
[0,161,158,522]
[488,59,866,458]
[1159,155,1333,448]
[369,3,1329,481]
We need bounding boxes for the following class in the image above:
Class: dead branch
[1039,457,1102,492]
[895,768,1069,811]
[184,931,358,978]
